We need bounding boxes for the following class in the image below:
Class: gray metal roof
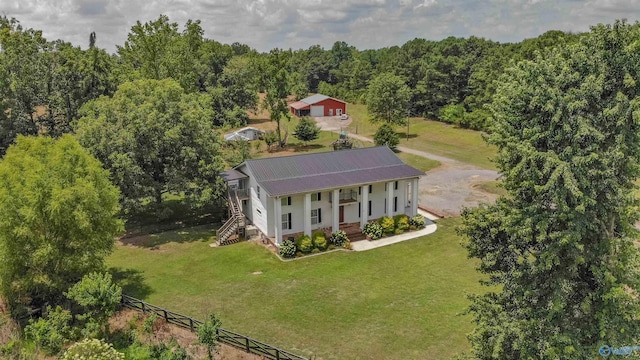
[299,94,330,105]
[243,146,424,196]
[220,168,248,181]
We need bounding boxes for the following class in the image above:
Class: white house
[220,146,424,246]
[224,127,265,141]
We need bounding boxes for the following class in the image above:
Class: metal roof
[289,100,310,110]
[220,168,248,181]
[242,147,424,197]
[299,94,330,105]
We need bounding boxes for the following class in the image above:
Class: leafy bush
[61,338,124,360]
[312,231,328,250]
[296,234,313,253]
[394,214,410,232]
[363,221,383,240]
[374,124,399,151]
[379,216,395,234]
[25,305,72,355]
[311,248,321,254]
[409,214,426,229]
[143,313,158,334]
[330,230,349,247]
[65,272,122,338]
[279,239,297,258]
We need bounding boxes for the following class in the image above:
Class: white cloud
[6,0,640,53]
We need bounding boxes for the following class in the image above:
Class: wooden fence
[121,295,309,360]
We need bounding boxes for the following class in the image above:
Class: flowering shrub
[409,214,426,229]
[363,221,383,240]
[394,214,410,232]
[330,230,349,247]
[279,239,297,258]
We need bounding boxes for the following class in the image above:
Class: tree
[293,116,320,145]
[374,124,399,151]
[24,305,73,355]
[75,79,226,209]
[366,73,410,125]
[0,135,123,312]
[61,338,124,360]
[460,21,640,359]
[260,49,292,147]
[197,313,222,360]
[65,272,122,338]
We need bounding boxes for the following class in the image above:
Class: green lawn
[397,151,441,172]
[346,104,497,170]
[108,218,483,360]
[474,180,507,197]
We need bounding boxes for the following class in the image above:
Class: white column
[386,181,394,217]
[411,178,419,216]
[360,185,369,229]
[304,193,311,237]
[274,197,282,246]
[332,189,340,233]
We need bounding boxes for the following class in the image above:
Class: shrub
[394,214,410,232]
[296,234,313,253]
[311,248,321,254]
[374,124,399,151]
[379,216,395,234]
[330,230,349,247]
[143,313,158,334]
[363,221,383,240]
[327,244,336,250]
[25,305,72,355]
[312,231,328,250]
[279,239,297,258]
[409,214,426,229]
[343,241,353,250]
[61,338,123,360]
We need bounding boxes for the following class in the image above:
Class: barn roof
[290,94,347,108]
[240,146,424,197]
[289,101,310,110]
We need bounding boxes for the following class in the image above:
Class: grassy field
[397,151,441,172]
[346,104,498,170]
[108,218,483,360]
[474,180,507,197]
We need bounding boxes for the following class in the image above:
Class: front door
[339,206,344,223]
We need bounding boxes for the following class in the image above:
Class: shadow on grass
[109,267,154,299]
[396,132,419,139]
[293,144,324,152]
[120,224,216,248]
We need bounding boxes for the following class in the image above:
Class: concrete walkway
[351,209,438,251]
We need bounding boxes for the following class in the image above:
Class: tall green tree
[260,49,292,147]
[366,73,410,125]
[75,79,226,209]
[0,135,123,312]
[293,116,320,145]
[461,21,640,359]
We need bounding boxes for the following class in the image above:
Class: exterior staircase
[215,189,247,246]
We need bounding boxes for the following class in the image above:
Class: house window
[368,185,372,194]
[282,213,292,230]
[281,196,291,206]
[256,208,261,215]
[368,200,372,216]
[394,196,398,212]
[394,181,398,190]
[256,186,261,198]
[312,192,322,202]
[384,198,387,214]
[358,203,361,218]
[311,208,322,225]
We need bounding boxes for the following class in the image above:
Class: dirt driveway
[314,116,500,217]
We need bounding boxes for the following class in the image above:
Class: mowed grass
[397,151,441,172]
[346,104,498,170]
[108,218,483,360]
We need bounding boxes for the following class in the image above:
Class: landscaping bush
[25,305,73,355]
[312,231,328,250]
[296,234,314,253]
[379,216,395,234]
[409,214,426,229]
[394,214,410,232]
[311,248,321,254]
[330,230,349,247]
[279,239,297,258]
[363,221,383,240]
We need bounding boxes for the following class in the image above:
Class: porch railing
[329,190,358,203]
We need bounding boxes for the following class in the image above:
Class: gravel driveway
[314,116,501,216]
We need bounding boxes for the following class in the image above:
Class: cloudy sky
[4,0,640,53]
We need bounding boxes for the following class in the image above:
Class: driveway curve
[314,116,501,216]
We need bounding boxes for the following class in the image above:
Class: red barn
[289,94,347,117]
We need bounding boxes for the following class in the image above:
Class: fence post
[141,301,146,314]
[246,337,250,353]
[163,310,168,322]
[276,349,280,360]
[189,318,194,332]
